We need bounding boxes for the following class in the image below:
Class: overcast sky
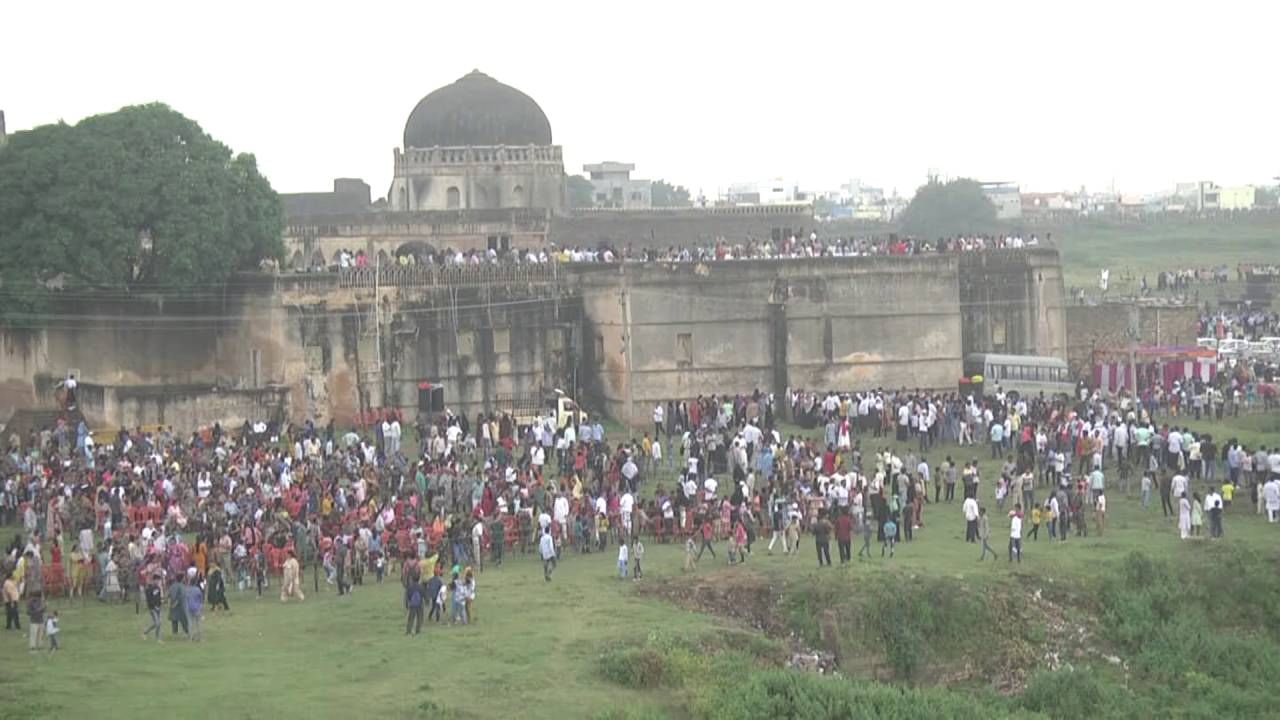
[5,1,1277,200]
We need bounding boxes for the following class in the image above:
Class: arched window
[512,185,524,205]
[446,186,461,209]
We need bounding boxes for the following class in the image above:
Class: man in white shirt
[703,476,718,502]
[963,496,980,542]
[653,403,665,439]
[539,530,557,581]
[553,493,570,543]
[620,491,635,538]
[530,445,546,478]
[621,455,639,492]
[1008,505,1023,563]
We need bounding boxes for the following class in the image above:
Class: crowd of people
[3,369,1278,652]
[311,232,1048,273]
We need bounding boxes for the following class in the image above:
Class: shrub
[1020,669,1118,719]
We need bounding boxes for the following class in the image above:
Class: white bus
[964,353,1074,398]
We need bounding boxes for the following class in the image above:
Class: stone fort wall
[0,248,1067,432]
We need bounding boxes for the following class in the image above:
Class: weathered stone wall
[1064,303,1200,378]
[959,249,1068,359]
[573,256,966,425]
[0,248,1067,431]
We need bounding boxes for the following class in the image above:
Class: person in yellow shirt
[1029,505,1042,540]
[1221,481,1234,509]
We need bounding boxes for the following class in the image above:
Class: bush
[696,670,1031,720]
[1020,669,1120,720]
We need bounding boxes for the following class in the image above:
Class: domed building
[389,70,566,213]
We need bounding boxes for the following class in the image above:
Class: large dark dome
[403,70,553,149]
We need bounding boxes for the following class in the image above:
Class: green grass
[5,416,1280,719]
[1049,216,1280,296]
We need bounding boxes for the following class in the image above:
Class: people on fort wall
[306,232,1048,273]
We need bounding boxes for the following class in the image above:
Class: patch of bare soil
[639,567,790,635]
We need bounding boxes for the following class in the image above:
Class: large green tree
[899,178,998,240]
[566,174,595,209]
[650,179,692,207]
[0,103,283,312]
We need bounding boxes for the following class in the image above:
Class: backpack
[407,584,423,609]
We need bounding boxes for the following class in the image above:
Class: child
[632,539,644,580]
[733,521,749,564]
[45,610,59,653]
[1221,480,1234,510]
[1029,504,1042,540]
[374,551,386,583]
[683,536,696,572]
[617,542,629,580]
[881,516,897,558]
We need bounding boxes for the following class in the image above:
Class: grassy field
[1049,216,1280,297]
[3,414,1280,720]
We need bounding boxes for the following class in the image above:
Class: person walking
[142,573,163,641]
[881,516,897,558]
[167,574,189,638]
[835,509,852,564]
[1159,473,1174,517]
[1094,492,1107,536]
[539,530,557,582]
[44,611,60,653]
[280,550,305,602]
[425,571,444,624]
[857,507,874,560]
[695,517,716,561]
[207,563,230,612]
[3,573,19,631]
[26,592,44,651]
[186,576,204,642]
[1206,488,1223,538]
[811,511,832,567]
[404,575,425,636]
[1178,492,1192,540]
[963,495,980,542]
[1008,504,1023,563]
[977,507,996,561]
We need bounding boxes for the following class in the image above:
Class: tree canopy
[566,174,595,209]
[0,103,283,312]
[899,178,997,240]
[651,179,692,207]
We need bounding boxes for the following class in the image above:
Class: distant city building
[981,182,1022,220]
[0,110,7,148]
[1183,181,1256,212]
[726,178,802,206]
[1020,191,1080,220]
[583,161,651,209]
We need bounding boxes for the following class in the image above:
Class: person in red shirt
[835,510,853,563]
[696,518,716,561]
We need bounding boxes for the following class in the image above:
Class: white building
[726,178,801,206]
[583,161,652,209]
[981,182,1022,220]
